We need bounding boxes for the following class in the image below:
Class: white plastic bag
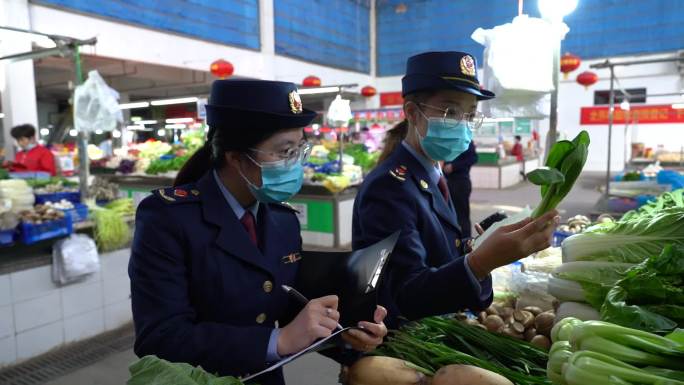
[472,15,568,118]
[52,234,100,285]
[73,70,123,133]
[327,95,352,127]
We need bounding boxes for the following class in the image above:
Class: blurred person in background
[2,124,56,176]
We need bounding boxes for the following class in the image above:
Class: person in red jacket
[6,124,56,176]
[511,135,524,162]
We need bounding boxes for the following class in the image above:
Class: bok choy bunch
[547,318,684,385]
[527,131,590,218]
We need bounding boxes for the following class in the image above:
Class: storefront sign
[380,92,404,106]
[515,118,532,134]
[580,104,684,125]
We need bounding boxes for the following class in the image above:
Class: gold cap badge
[289,90,303,114]
[460,55,476,77]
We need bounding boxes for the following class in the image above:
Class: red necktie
[438,176,450,202]
[240,211,258,246]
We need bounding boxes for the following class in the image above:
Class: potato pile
[455,303,555,351]
[19,204,66,224]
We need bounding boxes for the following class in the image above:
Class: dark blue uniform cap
[205,80,318,131]
[402,51,495,100]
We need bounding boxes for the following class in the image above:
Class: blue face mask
[417,110,473,162]
[241,155,304,203]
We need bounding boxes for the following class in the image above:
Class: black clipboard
[295,231,400,327]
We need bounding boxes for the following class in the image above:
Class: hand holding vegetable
[277,295,340,356]
[341,305,388,353]
[469,210,560,279]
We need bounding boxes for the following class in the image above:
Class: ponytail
[378,120,408,164]
[174,144,212,186]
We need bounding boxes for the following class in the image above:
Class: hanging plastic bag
[472,15,568,118]
[73,70,123,133]
[52,233,100,285]
[327,95,352,127]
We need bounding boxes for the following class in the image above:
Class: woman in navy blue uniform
[129,80,387,385]
[353,51,559,328]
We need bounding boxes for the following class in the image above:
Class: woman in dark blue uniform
[353,51,559,328]
[129,80,387,385]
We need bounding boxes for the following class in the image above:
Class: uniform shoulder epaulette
[388,164,409,182]
[152,186,201,204]
[272,201,300,213]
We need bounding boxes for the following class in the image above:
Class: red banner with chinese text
[380,92,404,106]
[580,105,684,125]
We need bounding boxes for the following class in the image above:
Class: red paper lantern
[560,53,581,80]
[576,71,598,90]
[302,76,321,87]
[361,85,377,97]
[210,59,234,79]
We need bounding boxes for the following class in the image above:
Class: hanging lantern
[361,85,377,97]
[560,53,581,79]
[210,59,234,79]
[576,71,598,90]
[302,76,321,87]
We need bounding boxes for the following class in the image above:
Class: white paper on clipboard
[241,327,353,382]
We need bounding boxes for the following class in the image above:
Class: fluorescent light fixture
[165,124,186,129]
[672,103,684,109]
[157,129,166,136]
[538,0,578,20]
[119,101,150,109]
[95,129,103,135]
[39,128,50,136]
[136,120,158,125]
[150,97,198,106]
[620,100,630,110]
[112,130,122,138]
[131,116,142,122]
[298,86,340,95]
[165,117,194,124]
[0,113,4,118]
[69,129,78,137]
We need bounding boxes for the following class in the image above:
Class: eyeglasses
[419,103,485,129]
[249,140,312,167]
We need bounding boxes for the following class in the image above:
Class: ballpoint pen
[281,284,344,331]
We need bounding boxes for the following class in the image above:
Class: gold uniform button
[256,313,267,324]
[263,280,273,293]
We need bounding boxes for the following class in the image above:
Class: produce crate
[19,216,73,245]
[35,191,81,205]
[62,203,89,223]
[552,230,572,247]
[0,229,16,247]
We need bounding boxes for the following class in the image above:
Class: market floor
[30,173,604,385]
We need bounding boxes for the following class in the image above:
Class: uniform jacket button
[256,313,267,324]
[263,280,273,293]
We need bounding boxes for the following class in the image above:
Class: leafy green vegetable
[530,131,590,218]
[146,155,191,175]
[601,244,684,333]
[127,356,245,385]
[527,167,565,186]
[0,168,9,180]
[91,204,131,252]
[622,189,684,222]
[552,261,635,309]
[376,316,551,384]
[562,207,684,263]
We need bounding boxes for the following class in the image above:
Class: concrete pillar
[258,0,276,80]
[0,0,40,159]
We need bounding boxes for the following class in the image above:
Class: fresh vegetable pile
[456,304,555,351]
[561,207,684,263]
[90,198,133,251]
[601,244,684,333]
[19,204,66,224]
[547,318,684,385]
[88,177,120,202]
[371,316,552,385]
[127,355,245,385]
[145,154,191,175]
[527,131,590,218]
[621,188,684,222]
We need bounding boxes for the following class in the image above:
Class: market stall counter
[98,173,359,250]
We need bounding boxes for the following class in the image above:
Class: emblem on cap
[288,90,303,114]
[460,55,476,77]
